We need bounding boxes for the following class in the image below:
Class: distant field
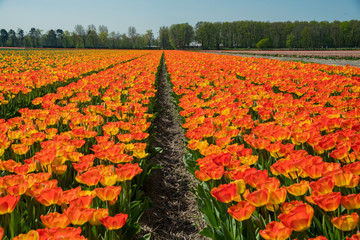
[217,50,360,59]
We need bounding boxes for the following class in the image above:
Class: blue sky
[0,0,359,36]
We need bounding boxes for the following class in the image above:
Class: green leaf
[200,227,214,238]
[221,220,235,240]
[138,233,151,240]
[183,152,197,176]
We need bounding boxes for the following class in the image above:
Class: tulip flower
[64,206,94,225]
[331,212,359,231]
[211,183,241,203]
[278,203,314,232]
[0,195,20,214]
[100,213,128,230]
[227,200,256,221]
[40,212,71,228]
[94,185,122,202]
[286,180,309,196]
[12,230,39,240]
[89,208,109,226]
[314,192,341,212]
[243,188,269,207]
[259,221,293,240]
[341,193,360,210]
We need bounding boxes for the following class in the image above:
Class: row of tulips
[0,50,163,239]
[0,50,150,119]
[164,50,360,240]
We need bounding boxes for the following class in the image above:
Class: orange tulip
[36,226,83,239]
[89,208,109,226]
[12,230,39,240]
[227,200,256,221]
[341,193,360,210]
[331,212,359,231]
[0,228,3,239]
[34,187,63,206]
[211,183,241,203]
[5,182,29,196]
[278,203,314,232]
[0,195,20,214]
[286,180,309,196]
[314,192,341,212]
[269,187,287,205]
[116,163,143,181]
[64,206,94,225]
[309,176,335,195]
[69,195,93,208]
[40,212,71,228]
[75,170,102,186]
[94,186,122,202]
[244,188,269,207]
[259,221,293,240]
[100,213,128,230]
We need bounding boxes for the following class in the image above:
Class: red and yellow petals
[331,212,359,232]
[34,187,63,206]
[100,213,128,230]
[40,212,71,228]
[269,187,287,205]
[94,186,122,202]
[12,230,39,240]
[211,183,241,203]
[227,200,256,221]
[69,195,93,208]
[243,188,269,207]
[0,195,20,214]
[64,206,94,225]
[278,203,314,232]
[259,221,293,240]
[313,192,342,212]
[286,180,309,196]
[89,208,109,226]
[341,193,360,210]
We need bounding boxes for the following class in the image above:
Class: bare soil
[139,59,206,240]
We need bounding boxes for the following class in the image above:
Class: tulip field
[1,49,360,240]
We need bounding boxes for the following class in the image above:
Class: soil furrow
[139,56,205,240]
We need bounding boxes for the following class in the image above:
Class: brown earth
[138,58,206,240]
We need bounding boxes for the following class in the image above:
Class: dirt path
[208,52,360,68]
[139,57,206,240]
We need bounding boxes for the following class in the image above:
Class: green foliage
[256,38,271,49]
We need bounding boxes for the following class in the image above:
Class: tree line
[1,20,359,49]
[0,25,156,49]
[159,20,360,49]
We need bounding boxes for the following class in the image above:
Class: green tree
[74,24,86,48]
[286,33,297,48]
[256,38,271,49]
[56,29,64,47]
[0,29,8,47]
[159,26,171,49]
[299,26,312,48]
[98,25,109,48]
[144,30,154,48]
[128,26,138,48]
[169,23,193,49]
[6,29,17,47]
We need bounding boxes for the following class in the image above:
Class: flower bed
[165,50,360,240]
[0,50,162,240]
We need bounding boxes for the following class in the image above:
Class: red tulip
[100,213,128,230]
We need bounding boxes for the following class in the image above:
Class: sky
[0,0,359,36]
